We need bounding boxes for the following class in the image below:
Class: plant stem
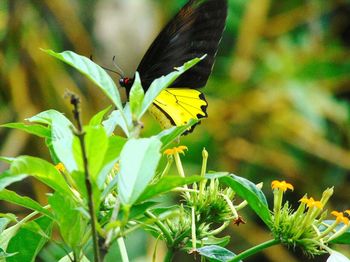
[19,210,39,223]
[159,156,173,179]
[207,221,230,236]
[173,152,190,199]
[117,237,130,262]
[222,194,238,220]
[230,239,280,262]
[152,237,161,262]
[73,251,79,262]
[79,134,101,262]
[163,249,174,262]
[68,92,101,262]
[145,210,174,246]
[191,207,197,250]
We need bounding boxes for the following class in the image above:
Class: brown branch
[66,91,101,262]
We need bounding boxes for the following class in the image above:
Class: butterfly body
[120,0,227,132]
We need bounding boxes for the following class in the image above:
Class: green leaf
[6,216,53,262]
[10,156,72,197]
[43,49,123,111]
[0,214,27,252]
[70,171,87,199]
[48,192,88,248]
[0,248,17,259]
[205,172,230,180]
[98,135,126,189]
[136,176,203,203]
[0,214,16,224]
[45,137,60,164]
[0,223,21,251]
[21,221,50,239]
[106,201,159,228]
[101,174,118,201]
[89,106,112,126]
[0,218,11,234]
[139,56,205,118]
[118,137,162,205]
[26,109,71,126]
[184,236,231,252]
[51,114,79,172]
[155,119,199,150]
[197,245,237,262]
[27,110,79,172]
[0,123,50,138]
[219,174,272,227]
[327,251,350,262]
[0,190,53,219]
[85,125,108,182]
[331,230,350,245]
[129,201,159,219]
[202,236,231,247]
[103,109,130,137]
[0,157,15,163]
[0,171,27,190]
[129,72,144,120]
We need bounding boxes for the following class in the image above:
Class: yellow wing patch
[149,88,208,131]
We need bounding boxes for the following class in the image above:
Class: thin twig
[67,91,101,262]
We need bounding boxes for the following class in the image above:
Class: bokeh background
[1,0,350,261]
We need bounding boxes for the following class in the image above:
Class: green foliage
[118,137,162,205]
[197,245,236,262]
[156,119,199,150]
[6,217,53,262]
[0,123,50,138]
[129,73,145,121]
[0,171,27,191]
[44,50,124,112]
[10,156,72,196]
[219,175,272,227]
[136,176,203,203]
[331,228,350,245]
[0,190,52,219]
[0,50,348,262]
[48,192,88,249]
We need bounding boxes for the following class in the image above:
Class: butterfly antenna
[90,54,124,77]
[112,56,125,78]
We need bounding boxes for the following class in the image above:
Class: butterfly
[119,0,228,133]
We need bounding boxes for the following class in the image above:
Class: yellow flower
[271,180,294,192]
[164,146,188,156]
[299,197,323,209]
[55,163,65,172]
[345,210,350,216]
[331,211,349,225]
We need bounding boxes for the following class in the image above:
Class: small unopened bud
[202,148,208,159]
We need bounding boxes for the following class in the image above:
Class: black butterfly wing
[136,0,228,90]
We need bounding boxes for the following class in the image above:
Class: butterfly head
[119,77,133,89]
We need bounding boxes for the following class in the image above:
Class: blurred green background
[1,0,350,261]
